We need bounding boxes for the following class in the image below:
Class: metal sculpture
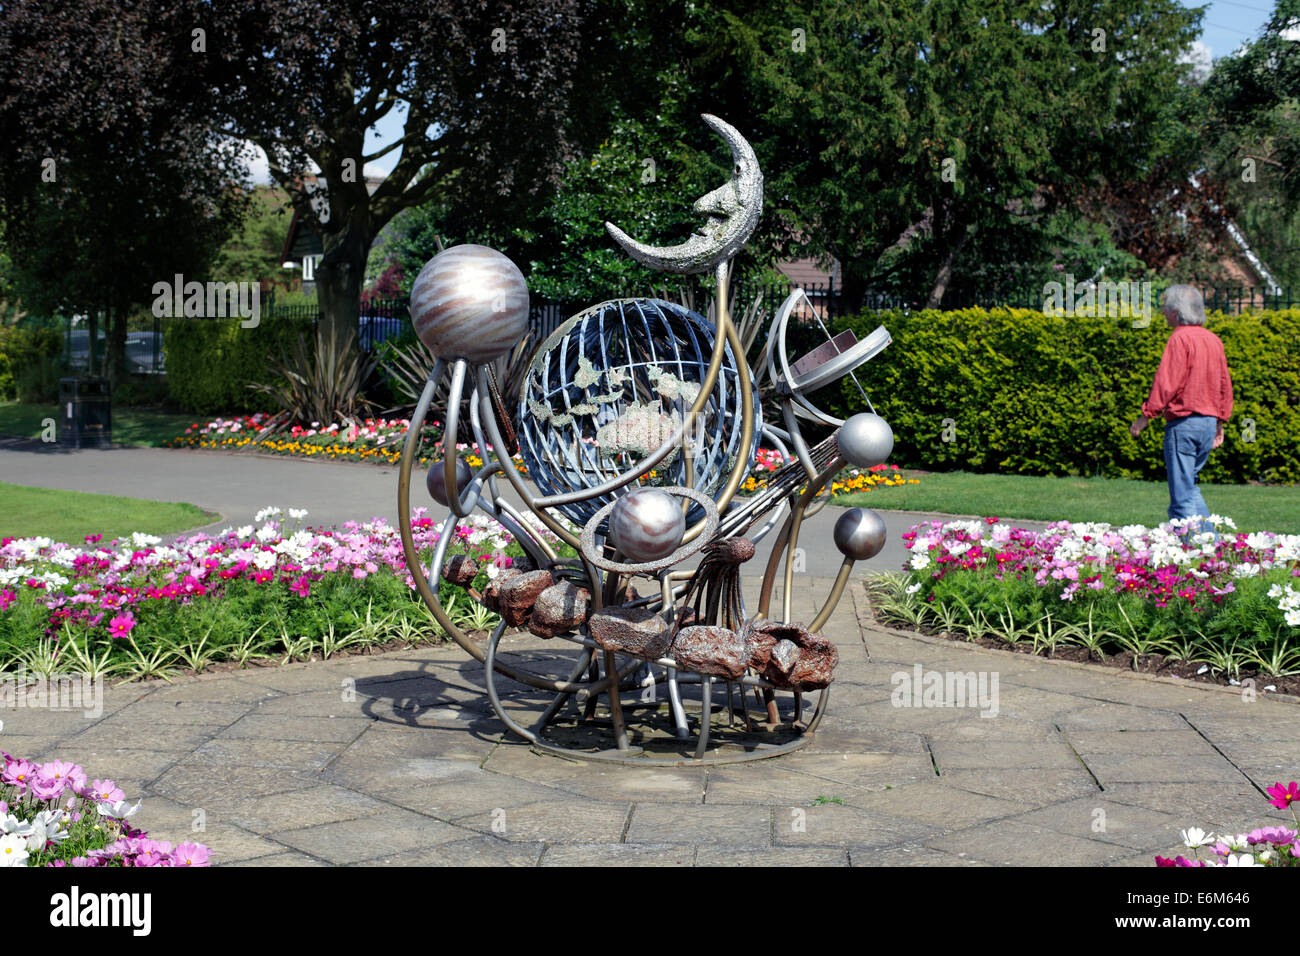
[397,114,895,764]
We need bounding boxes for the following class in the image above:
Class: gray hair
[1162,284,1206,326]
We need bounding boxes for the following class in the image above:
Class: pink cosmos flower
[83,779,124,804]
[0,589,15,610]
[1,757,37,794]
[108,612,136,638]
[1267,782,1300,810]
[289,577,311,597]
[172,842,211,866]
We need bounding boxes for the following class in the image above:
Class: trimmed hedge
[163,315,311,414]
[822,307,1300,485]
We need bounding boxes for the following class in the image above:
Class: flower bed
[869,516,1300,690]
[165,414,434,466]
[164,414,917,496]
[0,508,569,680]
[1158,783,1300,867]
[741,448,918,496]
[1,752,210,866]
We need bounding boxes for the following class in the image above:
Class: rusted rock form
[498,570,554,626]
[670,625,748,680]
[528,581,591,639]
[480,568,521,613]
[588,605,671,660]
[442,554,480,587]
[741,620,838,690]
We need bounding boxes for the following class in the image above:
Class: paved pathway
[3,576,1295,866]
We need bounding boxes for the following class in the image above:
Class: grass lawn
[0,401,197,447]
[836,470,1300,534]
[0,482,216,541]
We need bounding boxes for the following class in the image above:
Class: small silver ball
[608,488,685,562]
[426,458,472,506]
[836,413,894,469]
[833,507,887,561]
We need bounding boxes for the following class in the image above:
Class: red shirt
[1141,325,1233,423]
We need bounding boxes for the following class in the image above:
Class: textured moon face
[608,489,686,562]
[836,413,894,469]
[604,114,763,275]
[426,458,473,506]
[833,507,887,561]
[410,244,529,364]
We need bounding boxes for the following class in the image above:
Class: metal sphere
[833,507,887,561]
[426,458,473,507]
[608,488,685,562]
[836,412,894,469]
[409,244,529,364]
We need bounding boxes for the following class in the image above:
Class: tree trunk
[106,303,129,388]
[314,222,371,344]
[925,226,972,309]
[837,262,870,315]
[86,309,98,376]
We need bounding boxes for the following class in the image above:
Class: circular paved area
[2,574,1295,866]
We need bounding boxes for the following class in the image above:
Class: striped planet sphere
[409,244,529,364]
[608,488,685,562]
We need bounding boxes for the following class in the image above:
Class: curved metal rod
[754,455,844,621]
[440,359,479,518]
[398,373,623,696]
[683,262,754,543]
[783,454,845,623]
[808,557,855,633]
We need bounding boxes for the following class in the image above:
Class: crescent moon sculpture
[605,114,763,275]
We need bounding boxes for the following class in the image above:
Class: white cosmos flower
[1285,609,1300,628]
[236,525,253,539]
[910,554,931,571]
[251,551,277,571]
[905,583,922,595]
[25,809,70,850]
[1231,563,1261,579]
[0,814,33,837]
[1181,827,1215,848]
[288,508,309,520]
[98,798,143,820]
[0,833,29,866]
[130,532,162,548]
[254,507,282,523]
[1224,853,1257,867]
[255,525,278,543]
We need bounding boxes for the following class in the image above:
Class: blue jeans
[1163,414,1216,531]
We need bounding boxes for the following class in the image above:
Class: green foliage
[162,315,312,414]
[0,324,62,402]
[827,306,1300,484]
[248,322,378,429]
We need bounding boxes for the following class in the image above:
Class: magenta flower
[108,612,136,638]
[289,577,311,597]
[1267,782,1300,810]
[0,589,14,611]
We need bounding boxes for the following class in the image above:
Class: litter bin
[59,376,112,448]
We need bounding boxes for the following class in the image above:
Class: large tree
[195,0,590,340]
[0,0,249,383]
[688,0,1206,308]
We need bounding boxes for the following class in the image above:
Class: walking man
[1129,285,1233,534]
